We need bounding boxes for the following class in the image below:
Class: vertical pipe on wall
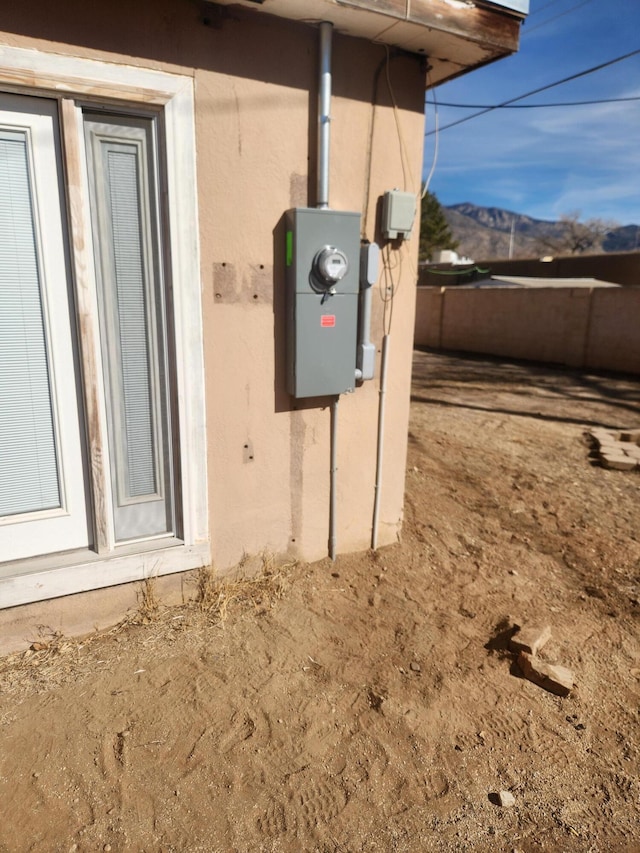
[329,396,338,561]
[318,21,338,560]
[317,21,332,210]
[371,334,390,550]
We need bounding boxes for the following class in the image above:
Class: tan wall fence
[415,286,640,374]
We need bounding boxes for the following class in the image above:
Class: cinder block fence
[414,286,640,374]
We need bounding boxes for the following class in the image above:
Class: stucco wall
[195,29,423,566]
[0,0,424,636]
[415,286,640,373]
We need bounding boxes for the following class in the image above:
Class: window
[0,95,90,563]
[0,48,208,608]
[84,114,176,542]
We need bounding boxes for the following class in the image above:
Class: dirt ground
[1,349,639,853]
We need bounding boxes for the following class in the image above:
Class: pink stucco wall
[0,0,426,649]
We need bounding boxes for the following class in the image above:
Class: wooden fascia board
[338,0,521,54]
[211,0,522,58]
[410,0,521,52]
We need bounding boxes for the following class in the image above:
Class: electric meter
[313,246,349,288]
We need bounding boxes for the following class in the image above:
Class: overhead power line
[526,0,566,17]
[429,96,640,109]
[524,0,596,36]
[425,48,640,136]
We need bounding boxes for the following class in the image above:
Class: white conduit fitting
[371,333,390,550]
[317,21,332,210]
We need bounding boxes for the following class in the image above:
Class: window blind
[106,147,157,499]
[84,115,173,541]
[0,132,60,517]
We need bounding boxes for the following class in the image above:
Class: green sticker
[286,230,293,267]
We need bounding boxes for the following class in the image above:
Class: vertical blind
[0,132,60,517]
[106,147,157,499]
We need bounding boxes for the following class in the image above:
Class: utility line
[526,0,566,17]
[425,48,640,136]
[524,0,596,36]
[428,96,640,109]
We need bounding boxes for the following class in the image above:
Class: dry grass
[135,575,161,623]
[195,552,292,622]
[0,552,296,697]
[0,627,91,696]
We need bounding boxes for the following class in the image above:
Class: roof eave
[209,0,526,85]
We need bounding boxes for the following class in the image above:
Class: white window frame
[0,45,209,607]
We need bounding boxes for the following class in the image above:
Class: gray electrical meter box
[285,207,361,398]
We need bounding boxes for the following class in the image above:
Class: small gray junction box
[285,208,361,398]
[381,189,416,240]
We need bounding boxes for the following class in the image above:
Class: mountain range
[443,203,640,261]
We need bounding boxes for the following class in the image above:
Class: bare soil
[1,349,639,853]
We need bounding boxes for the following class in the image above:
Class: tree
[418,191,459,262]
[535,211,618,256]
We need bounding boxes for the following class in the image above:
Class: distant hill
[443,203,639,261]
[607,224,640,252]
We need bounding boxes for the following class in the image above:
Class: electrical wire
[421,72,439,199]
[428,95,640,108]
[362,56,387,240]
[524,0,596,35]
[364,48,421,234]
[376,49,418,338]
[379,242,409,336]
[425,47,640,136]
[384,45,416,192]
[527,0,566,17]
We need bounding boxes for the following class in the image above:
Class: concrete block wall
[415,286,640,374]
[586,288,640,373]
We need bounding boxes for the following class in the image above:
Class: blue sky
[423,0,640,225]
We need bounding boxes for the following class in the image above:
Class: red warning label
[320,315,336,328]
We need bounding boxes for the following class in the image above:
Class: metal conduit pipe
[316,21,340,560]
[329,396,338,561]
[371,333,390,550]
[317,21,332,210]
